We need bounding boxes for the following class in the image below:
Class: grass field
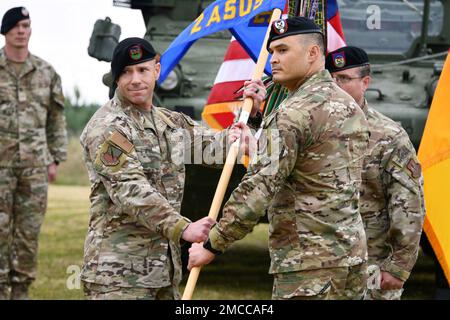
[54,137,90,186]
[30,185,438,300]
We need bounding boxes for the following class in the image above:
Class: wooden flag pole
[182,7,283,301]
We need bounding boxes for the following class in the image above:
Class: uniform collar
[112,90,145,131]
[360,99,369,116]
[149,108,168,134]
[112,90,176,133]
[289,69,333,97]
[0,47,36,78]
[142,107,178,133]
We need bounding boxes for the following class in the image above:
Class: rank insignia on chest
[100,145,123,166]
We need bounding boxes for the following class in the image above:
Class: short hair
[359,64,371,77]
[303,33,325,56]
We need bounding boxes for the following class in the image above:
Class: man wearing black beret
[0,7,67,300]
[189,17,371,300]
[79,37,264,299]
[326,46,425,300]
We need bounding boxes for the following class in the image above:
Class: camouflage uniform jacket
[0,48,67,167]
[80,92,224,288]
[209,70,370,274]
[360,100,425,282]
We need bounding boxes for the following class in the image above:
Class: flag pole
[182,7,283,301]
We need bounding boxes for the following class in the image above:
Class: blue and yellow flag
[418,50,450,284]
[158,0,286,83]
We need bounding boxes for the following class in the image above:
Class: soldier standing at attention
[325,46,425,300]
[0,7,68,300]
[80,36,264,300]
[188,17,370,300]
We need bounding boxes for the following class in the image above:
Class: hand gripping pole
[182,8,282,300]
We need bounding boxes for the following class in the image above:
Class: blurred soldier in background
[325,46,425,300]
[0,7,68,300]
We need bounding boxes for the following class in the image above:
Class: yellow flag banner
[418,50,450,284]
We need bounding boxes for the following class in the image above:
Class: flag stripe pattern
[203,0,347,130]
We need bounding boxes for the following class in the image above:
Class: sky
[0,0,146,105]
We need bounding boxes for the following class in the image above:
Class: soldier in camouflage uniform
[80,37,264,300]
[0,7,67,300]
[325,46,425,300]
[188,17,370,300]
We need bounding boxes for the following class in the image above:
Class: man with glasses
[326,46,425,300]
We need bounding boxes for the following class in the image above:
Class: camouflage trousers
[83,281,180,300]
[0,167,48,286]
[272,263,367,300]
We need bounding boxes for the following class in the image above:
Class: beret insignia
[332,52,346,68]
[273,19,287,35]
[21,7,29,17]
[129,45,143,61]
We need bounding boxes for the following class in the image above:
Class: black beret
[325,46,369,73]
[1,6,30,35]
[267,16,323,50]
[111,37,157,82]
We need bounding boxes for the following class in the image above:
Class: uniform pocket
[273,271,332,299]
[160,163,185,210]
[268,209,298,251]
[0,100,14,132]
[31,86,51,108]
[135,144,161,170]
[22,127,52,165]
[131,255,171,287]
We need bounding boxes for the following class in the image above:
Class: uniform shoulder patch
[391,145,411,168]
[100,144,124,166]
[406,158,421,178]
[109,130,134,154]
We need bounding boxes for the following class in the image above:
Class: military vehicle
[340,0,448,149]
[88,0,449,296]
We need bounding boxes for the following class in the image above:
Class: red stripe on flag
[206,81,245,104]
[329,13,346,42]
[212,112,237,129]
[224,40,253,60]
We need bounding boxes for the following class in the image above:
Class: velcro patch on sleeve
[406,158,421,179]
[94,141,128,171]
[100,144,123,166]
[391,145,411,168]
[109,130,134,154]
